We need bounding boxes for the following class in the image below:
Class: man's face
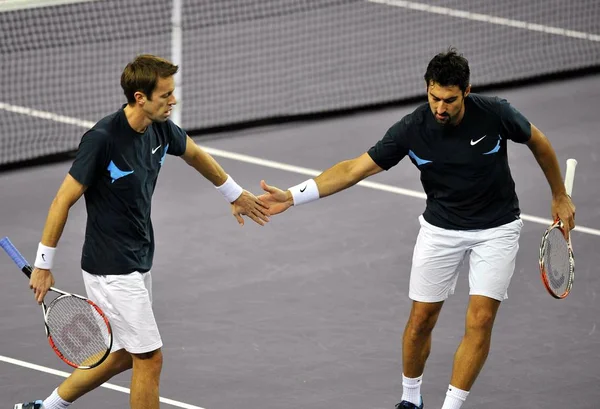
[142,76,176,123]
[427,81,469,126]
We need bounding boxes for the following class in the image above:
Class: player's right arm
[314,153,384,197]
[30,174,87,303]
[259,119,409,216]
[31,128,105,303]
[260,152,384,215]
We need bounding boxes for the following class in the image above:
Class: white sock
[43,388,71,409]
[441,385,469,409]
[401,373,423,406]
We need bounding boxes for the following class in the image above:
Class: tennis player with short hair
[258,48,575,409]
[16,54,270,409]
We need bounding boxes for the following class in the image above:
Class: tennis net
[1,0,599,165]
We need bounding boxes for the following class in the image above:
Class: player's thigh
[468,218,523,301]
[409,215,470,302]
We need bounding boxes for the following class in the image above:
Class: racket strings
[543,228,571,294]
[46,296,110,366]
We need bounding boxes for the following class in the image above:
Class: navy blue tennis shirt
[69,105,187,275]
[368,94,531,230]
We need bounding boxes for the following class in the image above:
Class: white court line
[0,355,205,409]
[0,0,96,13]
[2,101,599,236]
[366,0,600,42]
[0,102,95,128]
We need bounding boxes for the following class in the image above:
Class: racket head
[44,293,113,369]
[539,220,574,299]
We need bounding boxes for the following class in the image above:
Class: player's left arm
[181,135,228,185]
[526,124,576,230]
[180,135,269,226]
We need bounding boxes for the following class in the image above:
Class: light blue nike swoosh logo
[483,135,502,155]
[408,150,432,166]
[483,140,500,155]
[107,160,134,183]
[160,144,169,165]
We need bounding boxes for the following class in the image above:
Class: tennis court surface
[1,0,599,408]
[1,73,599,409]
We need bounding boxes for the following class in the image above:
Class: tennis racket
[0,237,112,369]
[539,158,577,299]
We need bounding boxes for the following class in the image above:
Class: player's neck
[453,106,466,125]
[123,104,151,134]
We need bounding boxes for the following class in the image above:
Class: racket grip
[0,237,32,277]
[564,158,577,197]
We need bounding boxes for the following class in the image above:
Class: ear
[134,91,146,106]
[463,85,471,98]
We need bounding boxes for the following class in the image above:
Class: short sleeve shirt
[69,106,187,274]
[368,94,531,230]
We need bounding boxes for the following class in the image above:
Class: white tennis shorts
[81,270,163,354]
[409,215,523,302]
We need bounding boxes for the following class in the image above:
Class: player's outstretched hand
[232,190,270,226]
[258,180,294,216]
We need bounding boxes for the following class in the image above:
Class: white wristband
[216,175,244,203]
[34,242,56,270]
[289,179,320,206]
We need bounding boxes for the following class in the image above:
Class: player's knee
[406,304,442,336]
[131,348,163,373]
[466,308,496,333]
[406,316,436,337]
[111,349,133,372]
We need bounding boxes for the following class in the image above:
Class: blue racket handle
[0,237,33,277]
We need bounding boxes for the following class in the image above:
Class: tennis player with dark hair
[257,48,575,409]
[16,54,270,409]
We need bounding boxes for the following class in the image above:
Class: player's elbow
[182,144,204,169]
[53,177,86,210]
[346,153,381,183]
[51,193,76,212]
[182,149,197,167]
[340,160,362,187]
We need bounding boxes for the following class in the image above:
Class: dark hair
[424,48,470,92]
[121,54,179,103]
